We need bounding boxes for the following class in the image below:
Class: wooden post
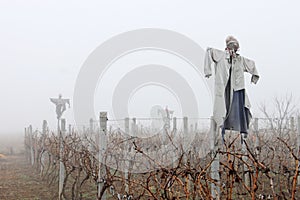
[172,117,177,166]
[68,124,72,135]
[297,116,300,185]
[41,120,47,175]
[24,127,29,162]
[127,117,137,194]
[59,118,66,200]
[183,117,188,148]
[29,125,34,166]
[210,117,220,199]
[173,117,177,133]
[254,118,260,158]
[124,117,130,194]
[42,120,47,136]
[98,112,107,200]
[242,133,250,188]
[132,118,137,137]
[125,118,130,135]
[90,118,95,152]
[90,118,94,134]
[291,117,295,132]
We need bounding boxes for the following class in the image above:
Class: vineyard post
[90,118,94,134]
[68,124,72,135]
[254,118,260,158]
[183,117,188,149]
[58,118,66,200]
[210,117,220,199]
[29,125,34,166]
[183,116,193,195]
[128,117,137,193]
[24,127,29,162]
[125,118,129,134]
[173,117,177,133]
[24,127,26,159]
[163,115,169,163]
[41,120,47,175]
[242,132,250,187]
[291,117,295,132]
[124,117,130,194]
[132,118,137,137]
[90,118,94,152]
[297,116,300,185]
[98,112,107,200]
[172,117,177,167]
[33,130,38,169]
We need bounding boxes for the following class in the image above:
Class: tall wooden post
[242,132,250,187]
[173,117,177,133]
[132,118,137,137]
[125,118,130,135]
[59,118,66,200]
[127,117,136,194]
[24,127,29,162]
[41,120,47,175]
[291,117,295,132]
[124,117,130,194]
[90,118,95,152]
[98,112,107,200]
[183,117,188,148]
[210,117,220,199]
[68,124,72,135]
[172,117,177,167]
[90,118,94,134]
[29,125,34,166]
[297,116,300,185]
[254,118,260,158]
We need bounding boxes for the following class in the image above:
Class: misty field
[1,117,299,200]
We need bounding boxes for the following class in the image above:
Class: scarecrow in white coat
[204,36,259,138]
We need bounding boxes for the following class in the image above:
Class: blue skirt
[223,89,251,134]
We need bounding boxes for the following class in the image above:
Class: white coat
[204,48,259,126]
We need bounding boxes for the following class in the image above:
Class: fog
[0,0,299,134]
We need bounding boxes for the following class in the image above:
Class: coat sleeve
[204,48,213,78]
[242,57,260,84]
[204,48,224,78]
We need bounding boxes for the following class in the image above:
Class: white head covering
[225,36,239,50]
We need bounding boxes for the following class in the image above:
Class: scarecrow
[204,36,259,138]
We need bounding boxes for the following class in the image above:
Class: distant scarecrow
[204,36,259,136]
[50,94,70,119]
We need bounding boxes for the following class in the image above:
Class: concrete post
[24,127,29,162]
[124,117,130,194]
[297,116,300,185]
[183,117,188,148]
[254,118,260,158]
[125,118,130,135]
[58,118,66,200]
[29,125,34,166]
[41,120,47,175]
[90,118,94,134]
[242,132,250,188]
[291,117,295,132]
[98,112,107,200]
[173,117,177,133]
[210,117,220,199]
[132,118,136,137]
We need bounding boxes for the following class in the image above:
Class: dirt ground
[0,154,56,200]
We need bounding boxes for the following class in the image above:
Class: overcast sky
[0,0,299,134]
